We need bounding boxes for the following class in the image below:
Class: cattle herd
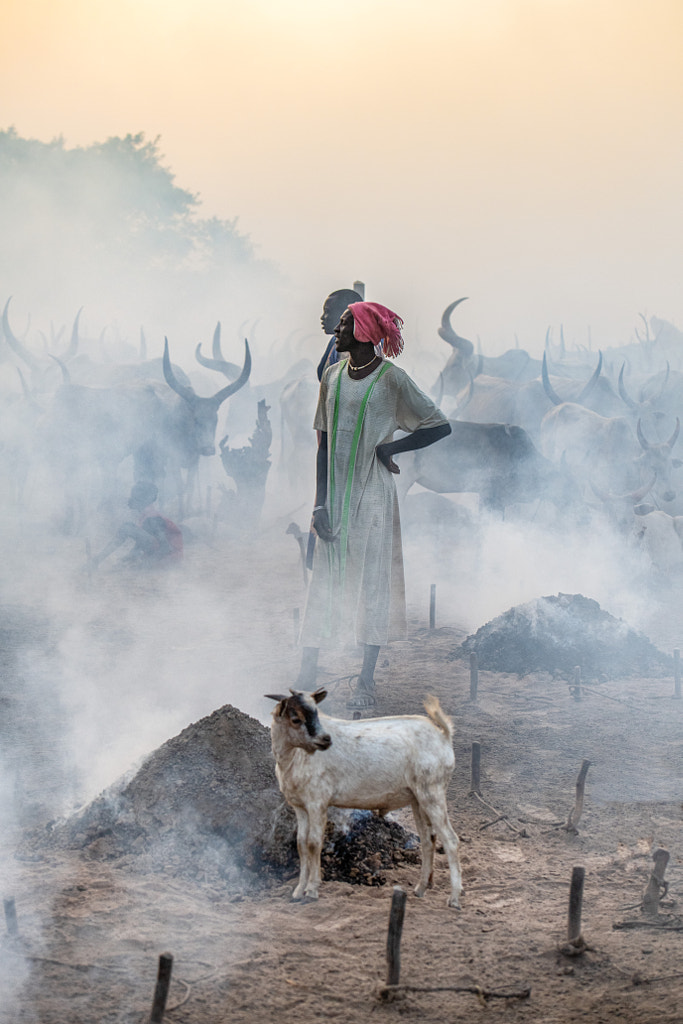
[2,294,683,573]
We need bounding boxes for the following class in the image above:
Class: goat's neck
[271,725,301,771]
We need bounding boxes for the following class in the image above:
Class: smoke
[2,124,683,1020]
[0,129,287,368]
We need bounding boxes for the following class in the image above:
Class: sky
[2,0,683,357]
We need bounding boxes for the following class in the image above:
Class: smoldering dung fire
[27,703,420,890]
[460,592,672,680]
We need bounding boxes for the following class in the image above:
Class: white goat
[266,687,462,908]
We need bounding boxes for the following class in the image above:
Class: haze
[2,0,682,351]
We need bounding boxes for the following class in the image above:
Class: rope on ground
[471,792,526,836]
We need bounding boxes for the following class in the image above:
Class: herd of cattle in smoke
[2,294,683,571]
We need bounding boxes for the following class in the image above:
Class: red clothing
[136,505,183,562]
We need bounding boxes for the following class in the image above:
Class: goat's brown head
[265,688,332,753]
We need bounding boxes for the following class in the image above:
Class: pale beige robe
[300,358,448,648]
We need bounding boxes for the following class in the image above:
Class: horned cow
[266,688,463,908]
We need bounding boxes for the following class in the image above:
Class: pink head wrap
[348,301,404,359]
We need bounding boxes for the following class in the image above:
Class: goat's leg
[302,806,327,900]
[417,791,463,909]
[411,798,437,898]
[292,807,311,901]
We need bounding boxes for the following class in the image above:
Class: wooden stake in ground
[470,741,482,796]
[563,759,591,833]
[149,952,173,1024]
[386,887,407,987]
[429,583,436,630]
[571,665,582,701]
[3,897,18,937]
[84,539,93,584]
[642,848,670,918]
[469,652,478,701]
[563,866,587,955]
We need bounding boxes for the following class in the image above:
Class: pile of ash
[460,593,672,680]
[40,704,417,889]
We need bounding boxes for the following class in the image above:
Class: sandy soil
[1,523,683,1023]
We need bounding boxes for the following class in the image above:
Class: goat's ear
[311,687,327,704]
[265,693,289,703]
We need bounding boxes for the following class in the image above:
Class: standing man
[298,301,451,709]
[317,288,364,381]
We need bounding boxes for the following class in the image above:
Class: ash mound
[41,703,417,889]
[461,593,672,680]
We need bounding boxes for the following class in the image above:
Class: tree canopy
[0,128,278,341]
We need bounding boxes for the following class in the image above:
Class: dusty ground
[1,522,683,1023]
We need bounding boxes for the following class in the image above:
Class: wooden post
[469,652,479,701]
[565,759,591,833]
[642,848,670,918]
[386,886,407,987]
[429,584,436,630]
[567,866,585,944]
[149,952,173,1024]
[470,741,481,796]
[571,665,582,701]
[85,539,93,584]
[3,898,18,937]
[353,280,365,300]
[674,650,681,699]
[352,711,361,721]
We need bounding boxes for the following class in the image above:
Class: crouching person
[91,481,183,570]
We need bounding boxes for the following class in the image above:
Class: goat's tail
[424,695,453,741]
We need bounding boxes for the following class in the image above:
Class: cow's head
[163,336,251,457]
[635,418,682,505]
[265,688,331,753]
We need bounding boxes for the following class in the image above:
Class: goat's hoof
[414,886,427,898]
[302,891,319,902]
[447,895,462,910]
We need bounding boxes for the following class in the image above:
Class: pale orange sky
[2,0,682,357]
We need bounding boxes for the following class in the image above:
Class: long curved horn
[636,418,651,451]
[541,352,563,406]
[618,363,640,410]
[16,368,44,413]
[213,320,224,360]
[210,339,251,407]
[635,312,652,346]
[63,307,82,361]
[2,298,39,370]
[163,338,197,404]
[590,470,657,503]
[49,353,71,385]
[666,417,680,450]
[576,350,603,403]
[195,322,241,379]
[438,298,474,358]
[636,361,670,404]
